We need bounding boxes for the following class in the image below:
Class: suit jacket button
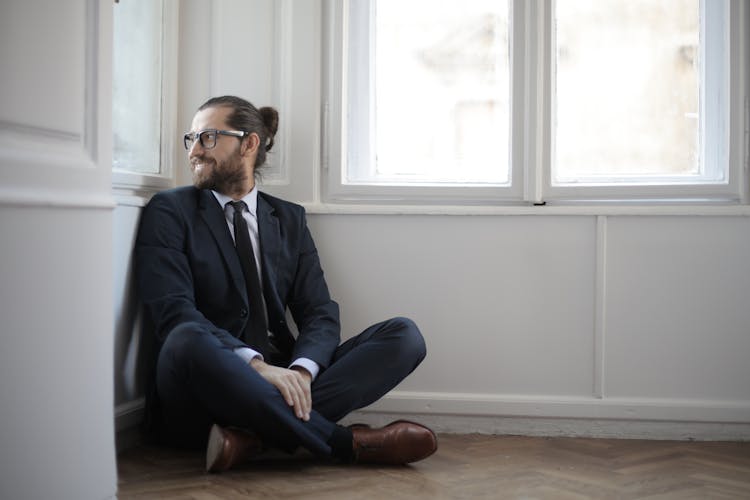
[240,308,248,317]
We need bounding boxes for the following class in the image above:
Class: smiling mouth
[191,159,214,171]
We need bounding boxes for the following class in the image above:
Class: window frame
[322,0,749,206]
[111,0,178,194]
[322,0,524,205]
[545,0,740,203]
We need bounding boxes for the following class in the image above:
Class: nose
[188,138,204,158]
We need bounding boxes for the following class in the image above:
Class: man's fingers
[287,372,311,420]
[289,365,313,411]
[253,362,312,421]
[290,381,304,418]
[278,382,295,407]
[300,379,312,416]
[280,372,304,418]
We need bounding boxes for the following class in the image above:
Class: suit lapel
[257,194,280,300]
[197,189,246,300]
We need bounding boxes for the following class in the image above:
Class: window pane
[112,0,163,174]
[554,0,700,184]
[348,0,510,185]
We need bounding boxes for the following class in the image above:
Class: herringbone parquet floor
[117,434,750,499]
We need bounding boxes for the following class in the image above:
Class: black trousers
[154,317,426,456]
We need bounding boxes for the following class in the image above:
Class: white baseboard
[115,397,145,433]
[340,391,750,441]
[362,391,750,421]
[340,412,750,441]
[113,392,750,441]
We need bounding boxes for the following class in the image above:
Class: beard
[191,150,248,194]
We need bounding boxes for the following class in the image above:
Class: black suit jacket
[135,186,341,369]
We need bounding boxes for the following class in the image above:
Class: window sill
[112,170,173,190]
[301,202,750,217]
[112,170,173,208]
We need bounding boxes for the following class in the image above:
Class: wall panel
[0,0,110,204]
[605,216,750,401]
[308,214,597,397]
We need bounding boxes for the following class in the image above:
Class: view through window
[344,0,720,195]
[112,0,164,175]
[554,0,701,184]
[347,0,510,186]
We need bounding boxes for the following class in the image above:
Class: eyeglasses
[183,129,248,150]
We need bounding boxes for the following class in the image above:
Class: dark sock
[327,425,354,462]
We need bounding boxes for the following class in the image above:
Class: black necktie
[228,201,268,354]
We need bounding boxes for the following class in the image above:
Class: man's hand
[250,358,312,421]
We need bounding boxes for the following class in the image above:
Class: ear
[241,132,261,157]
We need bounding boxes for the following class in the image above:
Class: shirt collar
[211,186,259,218]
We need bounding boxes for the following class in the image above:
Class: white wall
[114,0,750,442]
[304,213,750,438]
[0,1,117,499]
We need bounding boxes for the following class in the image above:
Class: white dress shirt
[211,188,320,381]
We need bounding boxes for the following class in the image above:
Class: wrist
[290,365,312,383]
[250,357,266,370]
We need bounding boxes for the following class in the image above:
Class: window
[549,0,733,201]
[112,0,177,189]
[323,0,747,204]
[554,1,701,183]
[347,0,511,187]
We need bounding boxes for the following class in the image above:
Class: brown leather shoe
[351,420,437,464]
[205,424,263,473]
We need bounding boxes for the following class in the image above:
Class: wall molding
[342,412,750,442]
[0,121,97,172]
[114,390,750,441]
[0,186,115,209]
[0,0,102,173]
[593,215,607,398]
[362,391,750,425]
[0,120,80,143]
[115,397,146,433]
[0,0,110,204]
[343,391,750,440]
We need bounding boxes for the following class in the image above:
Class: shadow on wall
[113,204,156,436]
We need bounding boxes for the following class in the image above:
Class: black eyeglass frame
[183,129,249,150]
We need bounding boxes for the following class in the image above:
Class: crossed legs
[154,317,427,460]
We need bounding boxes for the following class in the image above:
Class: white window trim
[322,0,523,206]
[545,0,741,203]
[112,0,178,199]
[321,0,749,207]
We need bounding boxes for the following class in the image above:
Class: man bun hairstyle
[259,106,279,152]
[198,95,279,174]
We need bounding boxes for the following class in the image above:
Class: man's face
[188,106,248,193]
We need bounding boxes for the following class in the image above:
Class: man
[135,95,437,472]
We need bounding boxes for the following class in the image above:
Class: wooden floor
[117,434,750,499]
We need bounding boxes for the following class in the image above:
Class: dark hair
[198,95,279,172]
